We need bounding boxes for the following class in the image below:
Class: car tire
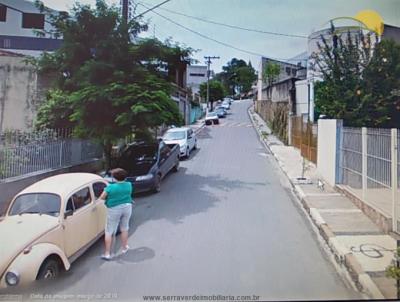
[153,175,161,193]
[37,258,60,280]
[194,140,197,150]
[173,159,179,172]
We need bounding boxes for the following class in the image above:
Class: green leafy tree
[236,62,257,93]
[215,58,256,96]
[263,62,280,87]
[360,39,400,128]
[34,1,193,167]
[313,23,400,127]
[199,80,225,111]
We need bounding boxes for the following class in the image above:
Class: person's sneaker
[121,246,130,254]
[101,254,112,261]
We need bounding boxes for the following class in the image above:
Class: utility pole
[122,0,129,22]
[204,56,219,111]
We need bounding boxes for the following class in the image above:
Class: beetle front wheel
[37,258,60,280]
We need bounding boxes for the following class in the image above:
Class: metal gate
[340,126,400,232]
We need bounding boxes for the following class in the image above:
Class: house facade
[186,65,208,96]
[256,57,306,143]
[0,0,62,57]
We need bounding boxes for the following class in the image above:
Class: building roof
[0,0,57,13]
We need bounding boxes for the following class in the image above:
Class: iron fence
[340,126,399,231]
[341,127,363,188]
[0,139,103,180]
[0,128,72,147]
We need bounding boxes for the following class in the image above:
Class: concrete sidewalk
[248,106,398,299]
[190,117,205,134]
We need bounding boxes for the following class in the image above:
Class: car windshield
[122,145,158,162]
[207,112,217,117]
[9,193,61,217]
[163,131,186,140]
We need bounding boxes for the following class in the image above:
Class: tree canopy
[313,24,400,128]
[199,80,226,110]
[215,58,256,96]
[263,62,280,87]
[34,0,194,166]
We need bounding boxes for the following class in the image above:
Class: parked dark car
[106,140,180,193]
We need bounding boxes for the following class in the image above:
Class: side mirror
[64,209,74,219]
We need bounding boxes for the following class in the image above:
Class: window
[9,193,61,216]
[160,145,171,160]
[22,13,45,29]
[0,5,6,22]
[93,182,107,199]
[285,67,291,76]
[189,73,205,77]
[3,39,11,48]
[67,187,92,211]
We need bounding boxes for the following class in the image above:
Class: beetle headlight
[5,271,19,286]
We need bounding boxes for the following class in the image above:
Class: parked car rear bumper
[126,177,155,193]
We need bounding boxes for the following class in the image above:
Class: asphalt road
[15,100,360,301]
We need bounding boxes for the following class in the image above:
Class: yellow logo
[329,10,384,36]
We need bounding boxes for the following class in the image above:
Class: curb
[192,120,205,135]
[247,107,384,299]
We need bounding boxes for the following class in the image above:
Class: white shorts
[105,203,132,235]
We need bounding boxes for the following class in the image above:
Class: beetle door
[63,187,98,257]
[92,181,108,234]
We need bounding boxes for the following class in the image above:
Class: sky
[40,0,400,73]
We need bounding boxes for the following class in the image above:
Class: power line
[133,0,171,19]
[141,2,308,39]
[138,3,306,63]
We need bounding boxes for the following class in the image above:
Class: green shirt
[104,182,133,208]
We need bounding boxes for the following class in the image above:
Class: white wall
[295,79,315,121]
[0,55,43,132]
[295,79,308,115]
[186,65,207,95]
[0,0,54,38]
[317,119,341,186]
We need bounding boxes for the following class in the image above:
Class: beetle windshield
[9,193,61,217]
[163,131,186,140]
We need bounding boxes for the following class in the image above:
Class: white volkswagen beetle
[0,173,108,288]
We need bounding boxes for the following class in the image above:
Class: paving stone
[304,195,359,210]
[370,275,397,299]
[319,211,382,234]
[298,183,337,194]
[335,235,396,272]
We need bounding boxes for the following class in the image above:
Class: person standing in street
[100,168,133,260]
